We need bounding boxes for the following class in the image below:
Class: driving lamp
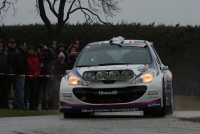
[83,71,95,80]
[121,70,134,79]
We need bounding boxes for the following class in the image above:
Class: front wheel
[152,81,166,117]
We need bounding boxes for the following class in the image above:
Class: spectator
[67,39,80,55]
[57,43,71,65]
[24,45,40,110]
[35,44,54,110]
[49,52,69,109]
[0,39,9,109]
[49,41,58,60]
[68,46,78,69]
[50,41,58,53]
[12,42,28,110]
[5,39,17,109]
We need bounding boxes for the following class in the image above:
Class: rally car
[59,36,174,117]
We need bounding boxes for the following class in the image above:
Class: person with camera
[34,44,55,110]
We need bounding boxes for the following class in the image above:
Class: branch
[37,0,54,39]
[64,0,121,24]
[0,0,18,23]
[46,0,58,17]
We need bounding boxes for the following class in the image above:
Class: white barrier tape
[0,73,64,77]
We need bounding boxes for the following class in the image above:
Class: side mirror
[65,70,71,75]
[161,66,168,71]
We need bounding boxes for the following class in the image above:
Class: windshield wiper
[98,63,132,66]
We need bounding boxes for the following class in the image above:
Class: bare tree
[0,0,121,40]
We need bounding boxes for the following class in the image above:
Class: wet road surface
[0,111,200,134]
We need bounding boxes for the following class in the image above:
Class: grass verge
[0,109,61,118]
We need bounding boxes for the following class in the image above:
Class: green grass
[0,109,61,118]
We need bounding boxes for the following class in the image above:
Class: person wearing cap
[34,43,55,110]
[0,39,9,109]
[24,45,40,110]
[49,51,69,109]
[12,41,28,110]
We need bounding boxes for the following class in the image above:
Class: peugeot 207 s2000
[60,36,174,117]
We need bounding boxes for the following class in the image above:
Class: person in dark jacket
[5,39,17,109]
[12,42,28,110]
[24,45,40,110]
[35,44,55,110]
[50,41,58,56]
[49,52,69,109]
[57,43,71,64]
[0,39,9,109]
[68,46,78,69]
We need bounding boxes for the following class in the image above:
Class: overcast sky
[2,0,200,26]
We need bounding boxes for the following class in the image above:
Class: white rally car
[60,36,174,117]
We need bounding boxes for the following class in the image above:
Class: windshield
[76,44,152,67]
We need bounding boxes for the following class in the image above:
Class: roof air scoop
[109,36,124,46]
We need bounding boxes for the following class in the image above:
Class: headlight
[67,73,87,85]
[131,70,155,84]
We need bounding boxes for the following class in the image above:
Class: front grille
[73,86,147,104]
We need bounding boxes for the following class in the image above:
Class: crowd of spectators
[0,38,80,110]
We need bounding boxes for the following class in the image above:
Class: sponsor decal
[111,108,139,112]
[148,91,158,95]
[61,105,71,109]
[81,108,139,112]
[148,96,159,99]
[63,98,73,101]
[63,94,72,98]
[82,109,93,112]
[63,94,73,101]
[98,90,118,95]
[148,102,161,107]
[137,66,148,72]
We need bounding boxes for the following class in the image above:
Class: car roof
[86,36,152,48]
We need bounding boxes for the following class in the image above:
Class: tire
[63,112,75,118]
[152,80,166,117]
[167,81,174,114]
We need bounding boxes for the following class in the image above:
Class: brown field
[175,95,200,111]
[175,95,200,123]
